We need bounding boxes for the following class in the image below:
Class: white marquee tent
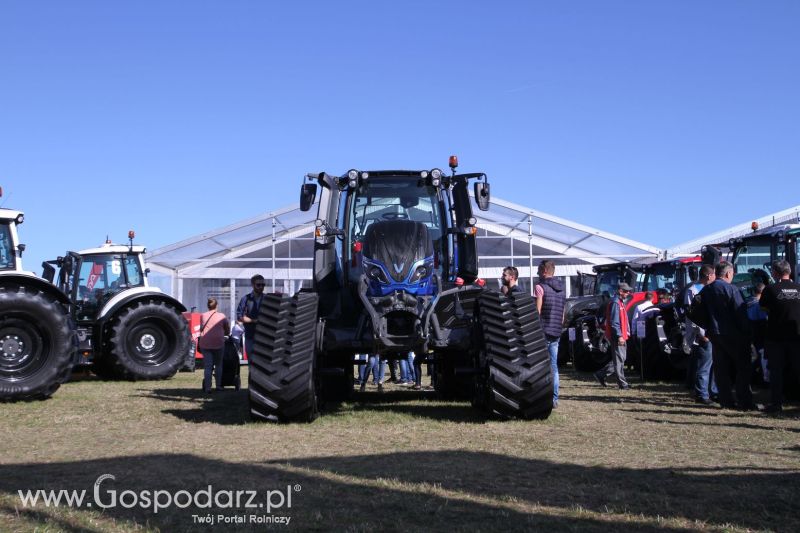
[146,194,662,317]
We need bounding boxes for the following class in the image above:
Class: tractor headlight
[347,169,359,188]
[366,265,389,284]
[430,168,442,187]
[409,264,430,283]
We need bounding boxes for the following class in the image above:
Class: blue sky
[2,1,798,272]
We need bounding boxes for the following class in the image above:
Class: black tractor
[42,233,190,380]
[248,158,553,422]
[0,196,75,401]
[559,262,645,372]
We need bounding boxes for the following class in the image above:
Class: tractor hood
[362,220,435,297]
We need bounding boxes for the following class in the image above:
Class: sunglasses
[255,284,265,288]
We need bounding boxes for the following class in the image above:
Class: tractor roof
[592,261,644,274]
[646,256,702,269]
[738,223,800,241]
[0,208,23,222]
[78,243,147,255]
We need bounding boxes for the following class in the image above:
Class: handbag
[197,311,217,349]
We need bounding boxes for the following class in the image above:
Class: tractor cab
[50,244,147,321]
[346,175,444,296]
[728,224,800,296]
[641,256,702,303]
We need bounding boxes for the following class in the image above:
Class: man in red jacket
[595,282,632,390]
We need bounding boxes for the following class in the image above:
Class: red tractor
[629,256,703,379]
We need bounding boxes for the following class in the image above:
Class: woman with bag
[198,298,231,393]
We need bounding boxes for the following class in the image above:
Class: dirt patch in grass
[1,368,798,531]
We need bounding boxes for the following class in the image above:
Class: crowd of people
[593,259,800,414]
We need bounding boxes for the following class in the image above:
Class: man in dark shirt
[236,274,266,357]
[698,261,754,409]
[759,259,800,413]
[501,266,522,295]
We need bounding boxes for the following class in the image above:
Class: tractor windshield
[733,239,781,287]
[0,223,15,271]
[348,178,443,241]
[75,254,144,318]
[644,263,679,293]
[595,270,624,298]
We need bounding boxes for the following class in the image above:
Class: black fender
[0,273,71,308]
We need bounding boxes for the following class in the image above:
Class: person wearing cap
[236,274,266,358]
[595,282,633,390]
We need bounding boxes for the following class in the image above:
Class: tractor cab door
[732,239,775,288]
[0,222,17,271]
[451,176,479,283]
[578,272,596,297]
[72,253,137,320]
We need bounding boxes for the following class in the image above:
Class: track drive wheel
[248,292,319,423]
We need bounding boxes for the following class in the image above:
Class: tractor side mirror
[300,184,317,212]
[701,245,721,267]
[145,268,151,277]
[474,182,490,211]
[42,262,55,283]
[17,243,25,257]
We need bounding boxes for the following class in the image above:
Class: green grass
[1,368,798,532]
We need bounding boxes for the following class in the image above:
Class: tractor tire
[472,291,553,420]
[179,340,197,373]
[106,300,189,380]
[0,283,74,401]
[571,321,611,373]
[248,292,318,423]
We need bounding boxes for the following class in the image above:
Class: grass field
[1,367,799,532]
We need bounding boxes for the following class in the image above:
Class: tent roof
[146,195,662,279]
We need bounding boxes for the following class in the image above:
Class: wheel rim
[0,317,48,381]
[125,319,174,366]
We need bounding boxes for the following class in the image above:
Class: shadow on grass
[2,451,796,532]
[140,388,251,426]
[143,386,492,425]
[635,417,800,433]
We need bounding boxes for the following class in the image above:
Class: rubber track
[478,292,553,419]
[248,292,318,422]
